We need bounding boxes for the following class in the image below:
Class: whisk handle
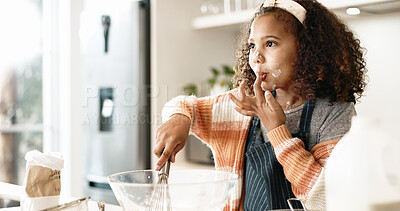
[159,159,171,177]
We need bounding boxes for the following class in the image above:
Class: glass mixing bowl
[108,169,238,211]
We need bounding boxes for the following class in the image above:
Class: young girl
[154,0,367,210]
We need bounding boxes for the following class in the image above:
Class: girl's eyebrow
[248,35,281,42]
[262,35,281,40]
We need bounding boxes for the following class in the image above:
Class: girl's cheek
[271,69,281,78]
[268,72,280,90]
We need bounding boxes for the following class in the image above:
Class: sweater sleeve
[161,95,215,143]
[267,125,339,203]
[266,101,355,205]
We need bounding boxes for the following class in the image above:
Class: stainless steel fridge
[80,0,150,204]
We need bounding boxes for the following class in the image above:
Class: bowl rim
[39,197,90,211]
[107,169,239,187]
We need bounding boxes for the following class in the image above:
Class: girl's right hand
[229,75,286,132]
[153,114,191,170]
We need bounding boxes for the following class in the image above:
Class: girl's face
[248,14,298,91]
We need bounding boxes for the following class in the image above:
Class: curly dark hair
[233,0,368,103]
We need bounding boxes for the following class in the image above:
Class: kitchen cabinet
[191,0,398,30]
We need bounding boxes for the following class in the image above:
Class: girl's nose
[252,51,265,64]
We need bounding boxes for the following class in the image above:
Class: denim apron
[243,99,315,210]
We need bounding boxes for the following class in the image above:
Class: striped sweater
[162,89,345,211]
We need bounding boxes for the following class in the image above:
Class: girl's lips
[256,71,268,81]
[261,73,267,81]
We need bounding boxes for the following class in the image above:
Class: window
[0,0,43,185]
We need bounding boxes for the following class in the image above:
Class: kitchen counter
[0,182,122,211]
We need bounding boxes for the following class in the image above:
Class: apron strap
[298,99,315,134]
[297,99,315,149]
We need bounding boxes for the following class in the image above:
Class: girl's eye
[248,43,255,49]
[266,41,276,47]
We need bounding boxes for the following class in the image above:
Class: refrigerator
[80,0,150,204]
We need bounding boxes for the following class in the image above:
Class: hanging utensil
[102,15,111,53]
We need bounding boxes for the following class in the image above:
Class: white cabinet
[191,0,396,29]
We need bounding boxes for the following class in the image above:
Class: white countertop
[0,182,122,211]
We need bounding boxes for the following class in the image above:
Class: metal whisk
[146,160,172,211]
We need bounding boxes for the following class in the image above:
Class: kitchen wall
[345,12,400,118]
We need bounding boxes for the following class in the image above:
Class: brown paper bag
[21,150,64,211]
[25,165,61,197]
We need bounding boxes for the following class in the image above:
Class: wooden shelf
[192,10,254,29]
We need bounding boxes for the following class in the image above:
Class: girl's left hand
[229,73,286,131]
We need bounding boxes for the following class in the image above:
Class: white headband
[262,0,307,24]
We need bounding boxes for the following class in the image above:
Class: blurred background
[0,0,399,205]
